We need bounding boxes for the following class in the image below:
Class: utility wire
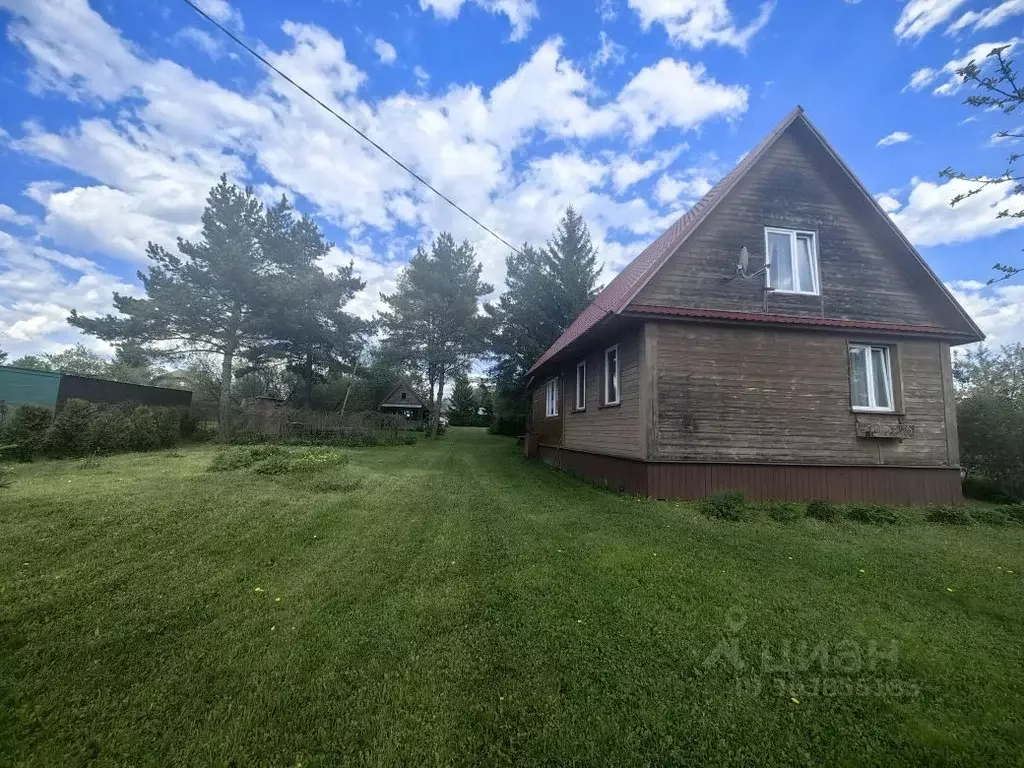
[179,0,521,255]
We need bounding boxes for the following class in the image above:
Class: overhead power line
[179,0,521,255]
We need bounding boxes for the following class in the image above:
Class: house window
[401,392,406,400]
[765,228,819,295]
[849,344,894,411]
[575,361,586,410]
[604,345,620,405]
[545,377,559,417]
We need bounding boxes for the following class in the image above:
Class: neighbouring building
[0,365,193,416]
[378,382,429,429]
[524,107,983,505]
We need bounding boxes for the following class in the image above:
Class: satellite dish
[738,246,749,274]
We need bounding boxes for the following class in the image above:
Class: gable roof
[379,381,427,409]
[527,106,984,375]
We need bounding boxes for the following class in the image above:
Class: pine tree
[378,233,492,437]
[477,382,494,425]
[244,197,368,407]
[448,373,478,426]
[488,207,603,416]
[70,176,282,437]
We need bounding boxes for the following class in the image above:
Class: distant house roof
[527,106,984,376]
[379,382,427,409]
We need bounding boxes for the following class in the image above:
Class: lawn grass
[1,429,1022,766]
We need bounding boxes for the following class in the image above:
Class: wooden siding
[633,119,960,331]
[653,322,955,468]
[560,328,644,459]
[536,445,963,504]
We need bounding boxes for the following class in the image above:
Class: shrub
[807,500,840,522]
[88,406,133,454]
[925,505,974,526]
[208,445,282,472]
[1004,503,1024,523]
[155,408,182,448]
[763,501,804,522]
[701,491,748,521]
[5,405,52,461]
[128,406,160,452]
[973,507,1010,526]
[962,475,1018,504]
[846,504,905,525]
[44,399,95,458]
[252,454,291,475]
[401,433,418,445]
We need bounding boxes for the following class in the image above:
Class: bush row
[227,428,420,448]
[1,400,191,461]
[697,491,1024,527]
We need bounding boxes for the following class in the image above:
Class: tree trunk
[430,365,446,438]
[218,341,236,440]
[304,353,314,409]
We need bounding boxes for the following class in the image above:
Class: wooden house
[378,382,429,430]
[525,107,984,504]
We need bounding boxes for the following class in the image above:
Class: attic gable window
[766,228,819,295]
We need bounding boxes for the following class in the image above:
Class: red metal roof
[526,106,983,375]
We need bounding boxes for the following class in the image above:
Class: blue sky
[2,0,1024,360]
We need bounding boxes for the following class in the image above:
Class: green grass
[1,429,1022,766]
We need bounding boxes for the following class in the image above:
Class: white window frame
[575,360,586,411]
[849,344,895,412]
[604,344,620,406]
[545,377,559,418]
[764,227,820,296]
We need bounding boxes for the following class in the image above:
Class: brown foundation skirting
[535,445,962,504]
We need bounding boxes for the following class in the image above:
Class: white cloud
[193,0,243,29]
[947,0,1024,35]
[907,39,1019,95]
[0,0,751,353]
[877,130,912,147]
[895,0,970,40]
[598,0,617,21]
[175,27,224,59]
[591,31,625,69]
[627,0,775,51]
[608,148,682,192]
[906,67,938,91]
[616,58,748,141]
[373,38,397,64]
[0,204,33,226]
[883,175,1024,246]
[419,0,538,41]
[0,229,138,357]
[947,280,1024,346]
[654,167,715,204]
[413,65,430,87]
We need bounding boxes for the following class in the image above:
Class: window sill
[599,402,621,409]
[852,407,900,415]
[769,289,820,297]
[572,407,586,413]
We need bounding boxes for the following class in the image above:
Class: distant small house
[0,365,192,415]
[378,382,428,430]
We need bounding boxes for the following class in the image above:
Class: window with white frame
[849,344,895,411]
[604,345,620,405]
[765,228,819,295]
[575,360,586,410]
[545,377,559,417]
